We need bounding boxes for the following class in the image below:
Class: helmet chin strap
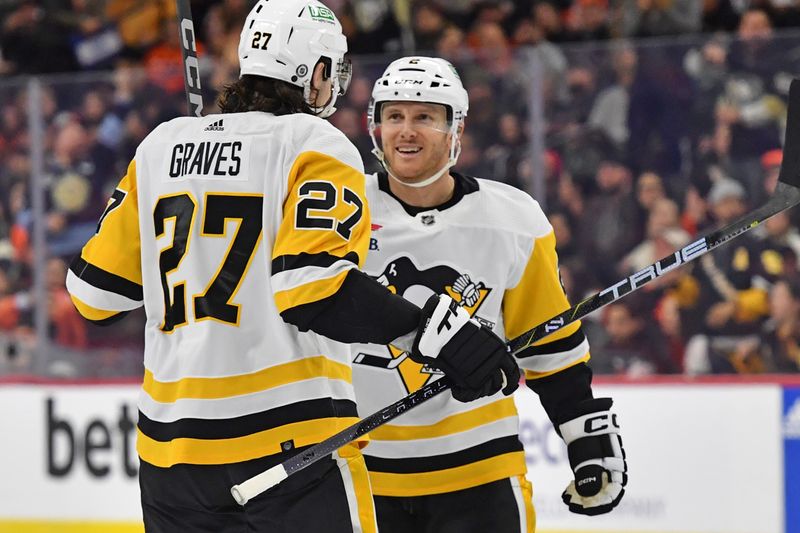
[370,121,462,190]
[304,79,338,118]
[385,157,454,189]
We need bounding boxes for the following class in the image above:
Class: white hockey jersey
[67,112,370,467]
[352,172,590,496]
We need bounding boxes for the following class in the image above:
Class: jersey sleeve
[503,229,590,379]
[271,142,370,315]
[66,159,144,324]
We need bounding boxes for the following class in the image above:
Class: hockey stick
[230,80,800,505]
[176,0,204,117]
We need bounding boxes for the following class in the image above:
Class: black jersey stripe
[138,398,357,442]
[69,256,144,301]
[364,435,523,474]
[272,251,359,275]
[515,328,586,359]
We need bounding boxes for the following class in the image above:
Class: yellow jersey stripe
[143,355,351,403]
[368,451,526,497]
[524,353,590,379]
[137,416,361,467]
[504,230,582,341]
[0,521,143,533]
[369,397,516,441]
[69,294,120,321]
[338,444,378,533]
[273,268,350,313]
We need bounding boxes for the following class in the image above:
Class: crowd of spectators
[2,0,800,377]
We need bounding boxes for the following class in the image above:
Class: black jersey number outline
[96,188,126,233]
[153,193,263,332]
[295,180,364,240]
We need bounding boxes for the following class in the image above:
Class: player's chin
[388,163,424,182]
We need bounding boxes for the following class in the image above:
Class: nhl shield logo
[420,214,436,226]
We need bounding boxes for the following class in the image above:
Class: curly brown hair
[217,75,313,115]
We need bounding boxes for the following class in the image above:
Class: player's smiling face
[380,102,452,183]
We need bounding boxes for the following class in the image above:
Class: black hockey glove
[558,398,627,516]
[411,294,520,402]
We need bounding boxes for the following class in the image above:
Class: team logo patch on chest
[354,256,494,393]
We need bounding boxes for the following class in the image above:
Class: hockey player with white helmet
[351,56,629,532]
[66,3,519,531]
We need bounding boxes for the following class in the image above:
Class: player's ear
[309,62,327,101]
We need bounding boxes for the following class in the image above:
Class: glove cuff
[558,398,618,445]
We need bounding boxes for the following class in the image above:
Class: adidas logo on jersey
[205,119,224,132]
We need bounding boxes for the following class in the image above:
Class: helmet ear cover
[319,56,332,81]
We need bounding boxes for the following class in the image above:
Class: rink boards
[0,378,798,533]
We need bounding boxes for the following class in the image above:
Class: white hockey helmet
[238,0,352,118]
[368,57,469,187]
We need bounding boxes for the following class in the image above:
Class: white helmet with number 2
[238,0,352,118]
[368,56,469,187]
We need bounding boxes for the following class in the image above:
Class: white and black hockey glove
[558,398,627,516]
[411,294,520,402]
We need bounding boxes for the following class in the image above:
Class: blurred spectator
[202,0,250,58]
[435,24,470,63]
[654,292,686,372]
[468,20,513,79]
[145,18,206,97]
[106,0,177,53]
[620,197,690,274]
[46,257,87,350]
[0,266,30,333]
[577,156,640,284]
[634,171,666,221]
[589,299,677,375]
[680,184,712,237]
[627,44,694,178]
[619,0,702,37]
[413,1,446,52]
[702,0,741,33]
[0,0,78,74]
[588,41,637,150]
[563,0,611,41]
[759,277,800,373]
[44,115,116,256]
[483,112,527,188]
[693,123,734,198]
[683,178,772,373]
[761,148,782,195]
[684,36,730,137]
[532,1,569,43]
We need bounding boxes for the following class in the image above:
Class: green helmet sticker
[308,5,335,22]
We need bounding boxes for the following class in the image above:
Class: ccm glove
[411,294,520,402]
[558,398,627,516]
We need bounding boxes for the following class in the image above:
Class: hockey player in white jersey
[352,57,629,532]
[65,3,519,532]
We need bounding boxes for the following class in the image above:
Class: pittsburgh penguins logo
[354,256,493,393]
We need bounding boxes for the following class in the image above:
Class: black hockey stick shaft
[176,0,204,117]
[230,79,800,505]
